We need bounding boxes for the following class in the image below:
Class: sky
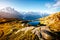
[0,0,60,14]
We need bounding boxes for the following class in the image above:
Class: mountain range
[0,7,23,19]
[0,7,49,20]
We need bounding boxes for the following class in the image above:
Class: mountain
[0,7,49,21]
[0,7,23,19]
[20,12,49,26]
[22,12,49,20]
[23,12,41,20]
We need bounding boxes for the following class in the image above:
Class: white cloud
[53,0,60,9]
[45,0,60,14]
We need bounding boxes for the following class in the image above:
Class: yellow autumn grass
[40,12,60,32]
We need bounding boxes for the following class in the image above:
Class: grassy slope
[0,18,41,40]
[40,12,60,32]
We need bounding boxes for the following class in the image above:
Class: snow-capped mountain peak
[0,7,16,14]
[0,7,23,18]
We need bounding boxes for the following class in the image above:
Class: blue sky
[0,0,60,14]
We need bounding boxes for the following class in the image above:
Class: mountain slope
[0,18,41,40]
[22,12,49,20]
[0,7,49,20]
[40,12,60,32]
[0,7,23,19]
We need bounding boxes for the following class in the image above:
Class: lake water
[29,21,40,26]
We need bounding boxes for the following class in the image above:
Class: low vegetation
[0,12,60,40]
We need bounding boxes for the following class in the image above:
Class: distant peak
[5,7,14,10]
[0,7,17,13]
[1,7,14,11]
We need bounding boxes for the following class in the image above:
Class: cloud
[53,0,60,9]
[45,0,60,14]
